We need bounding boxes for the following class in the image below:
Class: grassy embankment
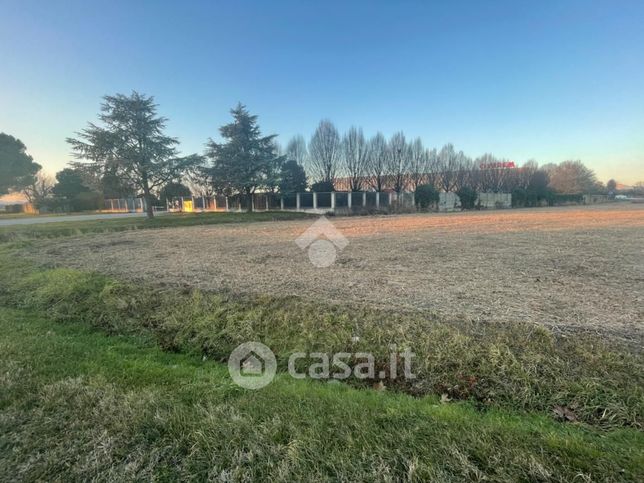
[0,214,643,480]
[0,210,311,242]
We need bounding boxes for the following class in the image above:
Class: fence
[103,191,513,214]
[103,198,147,213]
[167,192,416,213]
[438,192,512,212]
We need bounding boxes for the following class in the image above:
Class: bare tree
[184,166,215,197]
[341,127,369,191]
[515,160,538,190]
[455,153,474,191]
[23,171,54,208]
[286,135,308,166]
[476,154,507,192]
[387,132,410,193]
[548,160,599,194]
[365,133,388,191]
[436,143,461,192]
[308,120,341,186]
[424,148,439,188]
[408,137,428,190]
[452,151,474,191]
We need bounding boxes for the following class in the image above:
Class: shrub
[456,186,477,210]
[415,184,439,210]
[311,180,334,192]
[512,188,527,207]
[547,193,584,206]
[71,191,103,212]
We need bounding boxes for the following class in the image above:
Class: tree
[159,182,192,204]
[548,160,598,194]
[341,126,369,191]
[424,148,440,189]
[476,154,509,192]
[408,138,428,191]
[308,120,340,187]
[67,91,198,218]
[69,161,137,199]
[528,169,550,194]
[634,182,644,196]
[205,103,283,211]
[50,168,105,212]
[285,135,308,166]
[0,133,41,195]
[52,168,90,200]
[100,169,138,198]
[262,140,285,193]
[387,132,410,193]
[436,143,460,192]
[279,160,308,193]
[415,184,439,210]
[453,151,474,191]
[23,172,54,209]
[606,179,617,193]
[311,180,335,192]
[366,133,388,191]
[457,186,478,210]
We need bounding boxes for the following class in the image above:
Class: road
[0,212,165,226]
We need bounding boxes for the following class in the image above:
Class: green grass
[1,221,642,480]
[0,210,311,242]
[1,306,642,481]
[0,248,641,430]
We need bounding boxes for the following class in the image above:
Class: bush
[456,186,477,210]
[547,193,584,206]
[512,188,527,207]
[71,191,103,212]
[311,180,334,192]
[415,184,439,210]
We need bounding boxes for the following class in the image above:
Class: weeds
[1,307,643,481]
[1,249,641,429]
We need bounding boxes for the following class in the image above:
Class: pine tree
[0,133,41,195]
[279,160,308,193]
[67,91,200,218]
[205,104,284,211]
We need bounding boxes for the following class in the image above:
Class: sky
[1,0,643,184]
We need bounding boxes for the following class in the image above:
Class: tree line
[0,91,635,218]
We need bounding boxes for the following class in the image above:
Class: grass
[0,247,641,430]
[1,306,643,481]
[1,218,642,480]
[0,210,311,242]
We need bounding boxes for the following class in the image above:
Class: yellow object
[183,199,193,212]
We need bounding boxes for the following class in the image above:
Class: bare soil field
[29,204,644,343]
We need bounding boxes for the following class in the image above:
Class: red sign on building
[479,161,516,169]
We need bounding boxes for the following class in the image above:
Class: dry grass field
[31,204,644,343]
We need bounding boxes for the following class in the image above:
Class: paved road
[0,212,165,226]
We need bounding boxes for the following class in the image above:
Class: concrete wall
[477,192,512,209]
[438,192,461,212]
[583,194,609,204]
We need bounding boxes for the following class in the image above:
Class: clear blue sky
[1,0,643,183]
